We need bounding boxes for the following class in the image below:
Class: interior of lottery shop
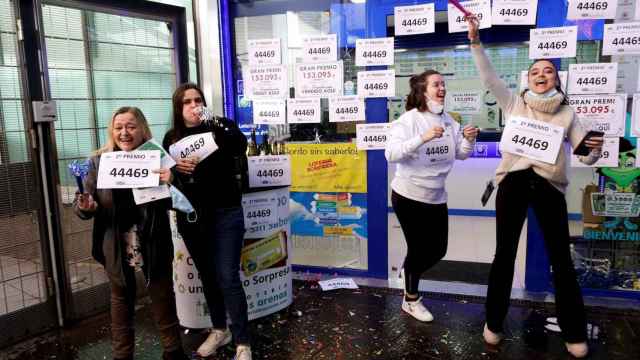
[225,0,640,300]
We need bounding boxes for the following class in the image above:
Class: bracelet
[470,38,481,45]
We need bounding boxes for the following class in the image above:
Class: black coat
[73,155,174,287]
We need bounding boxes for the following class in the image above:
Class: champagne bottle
[247,128,259,156]
[261,133,272,156]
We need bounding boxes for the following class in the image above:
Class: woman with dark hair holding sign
[162,83,252,360]
[385,70,479,322]
[467,16,603,358]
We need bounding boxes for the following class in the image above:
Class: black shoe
[162,348,189,360]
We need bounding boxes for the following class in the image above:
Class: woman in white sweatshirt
[385,69,478,322]
[467,17,603,358]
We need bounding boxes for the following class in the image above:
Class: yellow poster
[285,143,367,193]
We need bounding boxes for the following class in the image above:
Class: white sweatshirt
[386,108,475,204]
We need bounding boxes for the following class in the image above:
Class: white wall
[195,0,224,114]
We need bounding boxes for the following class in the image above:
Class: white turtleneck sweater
[386,108,475,204]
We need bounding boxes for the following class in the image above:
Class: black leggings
[486,169,587,343]
[391,191,448,295]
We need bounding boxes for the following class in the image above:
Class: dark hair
[166,83,207,144]
[522,59,568,104]
[405,70,441,112]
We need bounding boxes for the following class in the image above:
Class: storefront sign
[247,38,281,65]
[500,116,564,164]
[356,123,391,150]
[97,150,160,189]
[394,3,435,36]
[355,37,394,66]
[244,65,288,99]
[567,94,626,136]
[252,99,286,125]
[285,143,367,193]
[301,34,337,63]
[529,26,578,59]
[491,0,538,25]
[357,69,395,98]
[248,155,291,188]
[603,22,640,55]
[287,98,321,124]
[567,63,618,95]
[329,96,365,122]
[567,0,617,19]
[447,0,492,33]
[571,137,619,167]
[294,61,344,98]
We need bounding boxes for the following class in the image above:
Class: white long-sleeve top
[385,108,475,204]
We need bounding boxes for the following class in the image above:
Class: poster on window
[171,186,292,327]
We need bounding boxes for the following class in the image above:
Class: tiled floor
[1,280,639,359]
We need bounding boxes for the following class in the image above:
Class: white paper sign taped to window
[447,0,492,33]
[529,26,578,59]
[247,38,281,65]
[491,0,538,25]
[394,3,435,36]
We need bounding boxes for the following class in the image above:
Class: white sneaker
[483,323,503,345]
[196,328,232,357]
[565,342,588,358]
[401,296,434,322]
[234,345,252,360]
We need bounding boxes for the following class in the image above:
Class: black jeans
[486,169,587,343]
[391,191,448,295]
[178,206,250,345]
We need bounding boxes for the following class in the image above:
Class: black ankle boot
[162,348,189,360]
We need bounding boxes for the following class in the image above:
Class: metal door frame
[0,0,190,347]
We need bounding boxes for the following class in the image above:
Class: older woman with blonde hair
[74,106,188,360]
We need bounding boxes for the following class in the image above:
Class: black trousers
[391,191,448,295]
[486,169,587,343]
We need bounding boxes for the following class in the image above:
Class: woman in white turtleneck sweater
[467,16,603,358]
[385,69,478,322]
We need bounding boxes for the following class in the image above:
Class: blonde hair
[96,106,152,155]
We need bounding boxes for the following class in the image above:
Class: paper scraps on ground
[318,277,359,291]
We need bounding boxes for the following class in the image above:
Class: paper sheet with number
[248,155,291,188]
[447,0,492,33]
[567,63,618,95]
[491,0,538,25]
[567,94,626,136]
[529,26,577,59]
[394,3,435,36]
[300,34,337,63]
[247,38,281,66]
[97,150,161,189]
[500,117,564,164]
[603,22,640,55]
[294,62,343,98]
[357,70,396,98]
[169,132,218,162]
[567,0,617,20]
[329,96,365,122]
[355,37,394,66]
[132,184,171,205]
[356,123,390,150]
